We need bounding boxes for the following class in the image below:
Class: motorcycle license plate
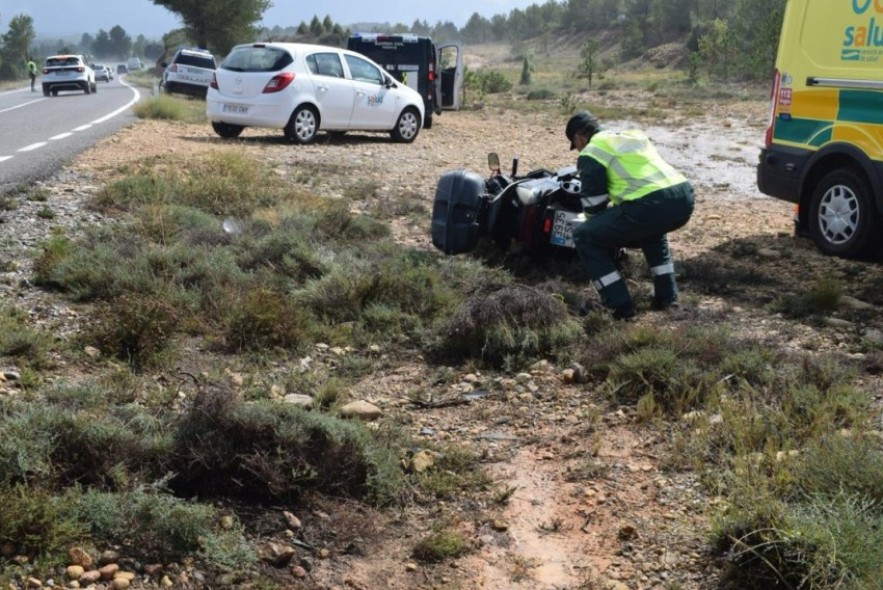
[550,210,584,248]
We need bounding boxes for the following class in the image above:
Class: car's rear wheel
[212,122,245,139]
[84,82,91,95]
[808,168,881,258]
[391,107,421,143]
[91,81,97,94]
[284,105,319,144]
[42,86,50,97]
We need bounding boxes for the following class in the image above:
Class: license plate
[550,210,584,248]
[222,104,248,114]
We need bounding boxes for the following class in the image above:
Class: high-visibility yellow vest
[579,130,686,204]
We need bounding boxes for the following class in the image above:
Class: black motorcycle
[431,154,586,258]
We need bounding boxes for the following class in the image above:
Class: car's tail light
[764,69,781,148]
[428,62,435,82]
[263,72,295,93]
[76,66,85,72]
[209,73,218,90]
[42,68,49,75]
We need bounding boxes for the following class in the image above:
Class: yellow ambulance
[757,0,883,257]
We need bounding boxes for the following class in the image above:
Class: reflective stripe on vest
[579,130,686,204]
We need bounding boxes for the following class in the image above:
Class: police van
[347,33,463,129]
[757,0,883,257]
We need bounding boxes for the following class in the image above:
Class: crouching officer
[566,111,694,319]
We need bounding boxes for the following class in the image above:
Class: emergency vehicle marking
[842,0,883,61]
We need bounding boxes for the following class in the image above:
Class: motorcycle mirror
[487,153,501,172]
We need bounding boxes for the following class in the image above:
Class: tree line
[0,0,786,82]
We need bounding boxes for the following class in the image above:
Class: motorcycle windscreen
[431,170,485,255]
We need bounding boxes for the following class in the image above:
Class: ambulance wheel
[808,168,880,258]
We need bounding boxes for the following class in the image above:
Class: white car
[42,55,96,96]
[206,42,425,144]
[93,64,111,82]
[162,47,216,98]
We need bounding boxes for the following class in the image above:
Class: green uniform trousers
[572,181,695,309]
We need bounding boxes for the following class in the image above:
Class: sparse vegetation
[1,24,880,590]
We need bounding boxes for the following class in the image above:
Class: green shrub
[170,388,403,504]
[0,483,85,562]
[771,277,843,318]
[217,283,314,352]
[133,94,205,123]
[526,88,556,100]
[430,283,584,369]
[412,530,469,563]
[0,305,52,365]
[0,401,168,488]
[714,492,883,590]
[87,292,182,369]
[70,485,254,565]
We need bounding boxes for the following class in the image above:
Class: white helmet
[561,178,581,194]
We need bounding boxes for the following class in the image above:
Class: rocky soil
[2,84,883,590]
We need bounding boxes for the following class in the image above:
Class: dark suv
[162,47,217,98]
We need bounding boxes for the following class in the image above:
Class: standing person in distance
[565,110,695,320]
[27,57,38,92]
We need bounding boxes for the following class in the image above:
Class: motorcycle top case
[431,169,485,254]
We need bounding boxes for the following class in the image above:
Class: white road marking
[18,142,48,152]
[0,98,45,114]
[0,80,142,162]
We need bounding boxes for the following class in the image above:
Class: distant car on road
[42,55,96,96]
[93,64,111,82]
[206,42,425,144]
[117,64,128,74]
[162,47,217,98]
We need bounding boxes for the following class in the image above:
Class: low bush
[133,94,206,123]
[412,529,470,563]
[430,283,584,369]
[169,388,404,504]
[70,485,254,565]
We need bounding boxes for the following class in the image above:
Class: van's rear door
[438,43,463,111]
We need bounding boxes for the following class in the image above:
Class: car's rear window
[46,57,80,67]
[177,53,216,69]
[221,46,292,72]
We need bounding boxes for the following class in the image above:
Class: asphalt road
[0,74,145,193]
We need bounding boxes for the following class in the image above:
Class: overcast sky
[1,0,541,40]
